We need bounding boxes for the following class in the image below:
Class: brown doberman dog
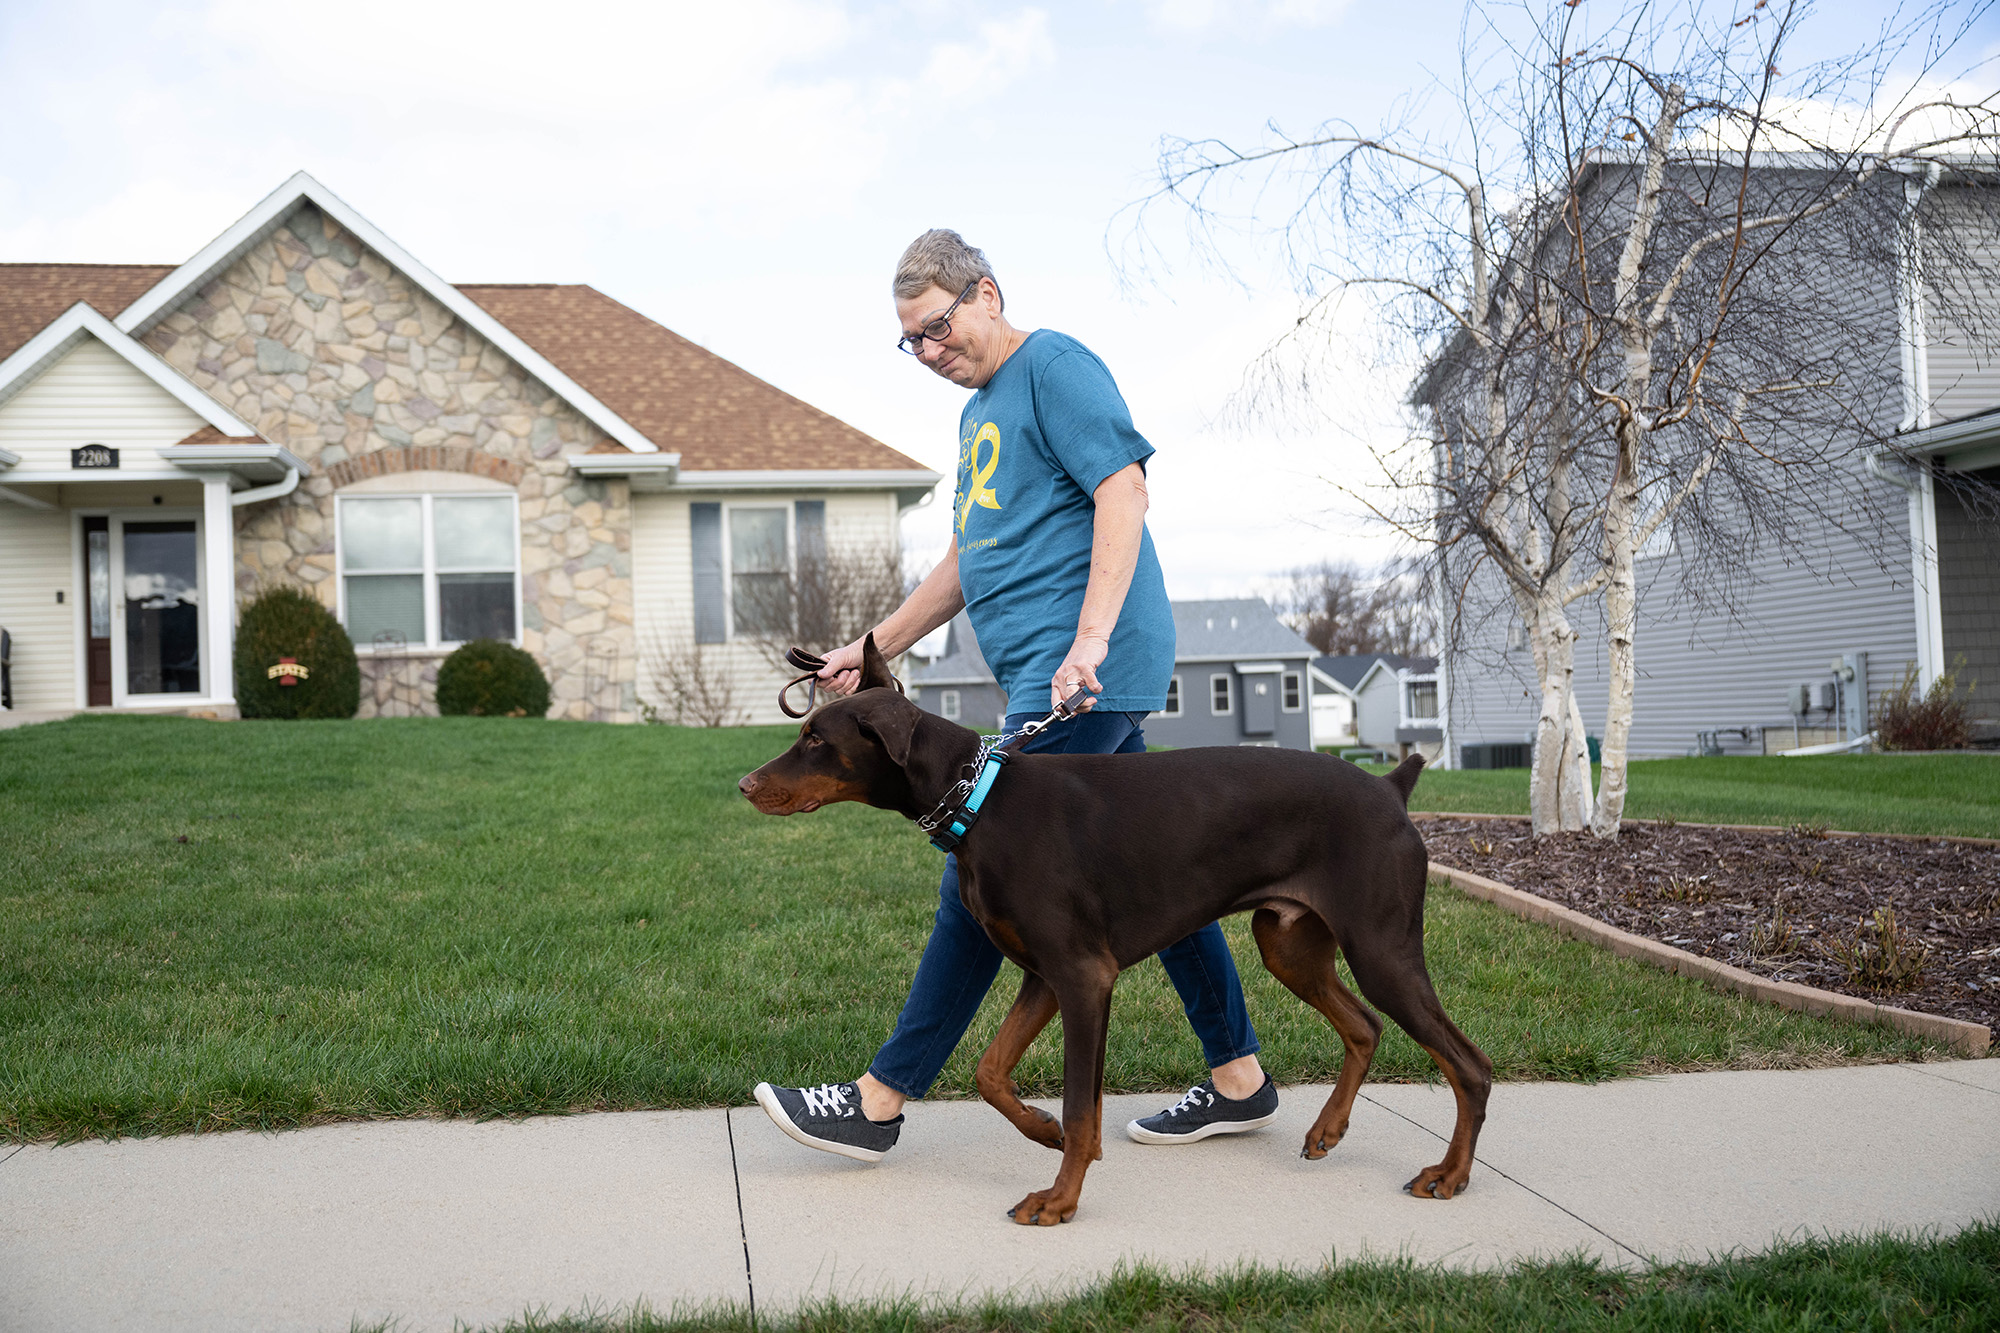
[738,637,1492,1226]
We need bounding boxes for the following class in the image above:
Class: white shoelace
[1162,1084,1215,1117]
[798,1082,855,1118]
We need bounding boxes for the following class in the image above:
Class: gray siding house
[1147,599,1315,750]
[911,598,1316,749]
[909,612,1008,732]
[1341,654,1442,760]
[1437,173,2000,765]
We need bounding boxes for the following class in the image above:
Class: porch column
[202,475,237,706]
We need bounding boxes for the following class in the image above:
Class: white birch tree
[1127,0,1999,835]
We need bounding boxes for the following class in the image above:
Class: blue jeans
[866,708,1261,1099]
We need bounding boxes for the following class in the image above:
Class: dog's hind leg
[976,971,1064,1151]
[1251,907,1383,1160]
[1342,946,1493,1200]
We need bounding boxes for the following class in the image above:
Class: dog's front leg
[1008,966,1114,1226]
[976,971,1064,1150]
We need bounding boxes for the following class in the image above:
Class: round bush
[233,585,360,719]
[436,639,551,718]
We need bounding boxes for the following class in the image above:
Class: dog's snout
[738,773,759,798]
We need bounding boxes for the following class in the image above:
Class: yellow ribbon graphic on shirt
[957,422,1003,535]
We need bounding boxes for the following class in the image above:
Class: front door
[82,516,113,706]
[1242,671,1278,737]
[110,515,205,701]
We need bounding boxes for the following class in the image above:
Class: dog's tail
[1383,753,1426,807]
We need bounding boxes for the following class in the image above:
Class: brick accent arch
[326,445,525,490]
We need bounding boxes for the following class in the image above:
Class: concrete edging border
[1426,860,1992,1058]
[1412,809,2000,849]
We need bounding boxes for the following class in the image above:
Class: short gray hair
[893,229,1002,310]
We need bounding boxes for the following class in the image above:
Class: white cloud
[916,9,1055,100]
[1135,0,1351,34]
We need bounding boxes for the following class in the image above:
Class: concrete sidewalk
[2,1060,1995,1332]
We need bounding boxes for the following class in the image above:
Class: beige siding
[0,338,207,470]
[1924,190,2000,423]
[0,506,78,710]
[632,490,901,725]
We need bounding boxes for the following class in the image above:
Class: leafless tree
[639,631,747,728]
[1275,559,1436,657]
[1128,0,1999,835]
[733,540,909,676]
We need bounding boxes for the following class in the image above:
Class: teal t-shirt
[954,329,1174,714]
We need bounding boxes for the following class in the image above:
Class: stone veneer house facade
[0,174,938,722]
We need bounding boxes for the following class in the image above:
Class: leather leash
[778,645,904,718]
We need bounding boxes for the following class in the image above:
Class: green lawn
[377,1222,2000,1333]
[0,716,1945,1143]
[1367,754,2000,838]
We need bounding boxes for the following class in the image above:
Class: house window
[1210,673,1232,715]
[1282,672,1302,711]
[339,494,518,648]
[1408,681,1439,720]
[728,506,790,636]
[1160,675,1182,717]
[941,689,961,720]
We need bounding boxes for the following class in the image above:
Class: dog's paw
[1007,1189,1076,1226]
[1404,1164,1469,1199]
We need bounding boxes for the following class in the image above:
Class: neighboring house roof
[1315,652,1436,693]
[458,284,923,472]
[0,264,173,361]
[1354,654,1440,693]
[0,193,929,477]
[911,612,996,687]
[1170,599,1315,662]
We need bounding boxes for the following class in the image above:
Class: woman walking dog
[753,230,1278,1159]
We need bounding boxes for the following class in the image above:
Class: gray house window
[941,689,961,720]
[1160,675,1182,717]
[1408,681,1439,720]
[729,506,790,636]
[1282,672,1302,711]
[1210,673,1232,715]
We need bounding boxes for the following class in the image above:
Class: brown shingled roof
[0,264,174,360]
[457,284,925,472]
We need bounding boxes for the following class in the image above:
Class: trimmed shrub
[1874,658,1975,752]
[436,639,551,718]
[234,586,360,719]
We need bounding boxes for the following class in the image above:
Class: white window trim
[1398,668,1441,726]
[940,689,961,720]
[1210,672,1233,716]
[1281,671,1303,712]
[335,491,522,652]
[1159,673,1183,718]
[721,500,795,641]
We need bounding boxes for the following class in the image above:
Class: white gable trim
[114,171,662,455]
[0,302,256,436]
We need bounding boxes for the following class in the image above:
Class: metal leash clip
[999,684,1096,751]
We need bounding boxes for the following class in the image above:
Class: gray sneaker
[1126,1076,1279,1144]
[753,1081,903,1162]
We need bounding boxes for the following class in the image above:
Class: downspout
[1881,162,1945,685]
[229,467,300,507]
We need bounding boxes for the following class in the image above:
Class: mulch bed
[1417,816,2000,1033]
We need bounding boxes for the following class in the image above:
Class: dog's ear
[858,633,897,692]
[853,695,917,767]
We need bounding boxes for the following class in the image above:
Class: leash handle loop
[777,645,904,719]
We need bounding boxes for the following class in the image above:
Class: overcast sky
[3,0,1991,617]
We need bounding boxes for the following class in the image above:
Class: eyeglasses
[896,280,981,356]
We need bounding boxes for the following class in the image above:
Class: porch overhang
[565,452,682,490]
[1894,409,2000,473]
[160,442,310,486]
